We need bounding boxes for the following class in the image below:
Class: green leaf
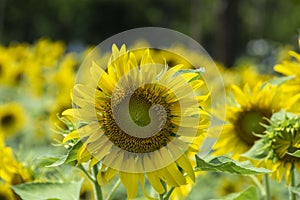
[241,139,269,160]
[172,68,205,81]
[11,180,83,200]
[288,150,300,158]
[211,186,258,200]
[261,75,295,88]
[47,141,82,167]
[195,156,271,175]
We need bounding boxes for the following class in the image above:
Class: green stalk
[163,187,175,200]
[106,179,121,200]
[249,175,265,196]
[289,166,297,200]
[264,174,271,200]
[79,164,95,182]
[158,193,164,200]
[93,165,103,200]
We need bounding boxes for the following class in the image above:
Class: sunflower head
[0,102,25,137]
[252,110,300,184]
[62,43,212,198]
[213,82,299,159]
[0,134,31,188]
[0,183,15,200]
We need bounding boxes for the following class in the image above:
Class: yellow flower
[0,134,31,186]
[63,44,210,199]
[48,53,77,127]
[0,135,31,199]
[0,102,25,137]
[274,51,300,94]
[213,83,299,159]
[217,176,249,197]
[259,112,300,185]
[169,171,205,200]
[34,38,65,67]
[0,183,15,200]
[217,64,273,92]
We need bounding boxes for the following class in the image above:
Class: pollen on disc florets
[99,83,178,153]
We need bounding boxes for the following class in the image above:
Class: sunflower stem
[289,166,297,200]
[264,174,271,200]
[163,187,175,200]
[249,175,265,196]
[158,193,164,200]
[78,164,95,182]
[93,165,103,200]
[106,179,121,200]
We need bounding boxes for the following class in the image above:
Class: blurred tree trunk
[213,0,241,67]
[0,0,6,43]
[189,0,202,42]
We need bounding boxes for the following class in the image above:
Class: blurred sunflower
[0,102,25,137]
[256,111,300,184]
[0,135,31,199]
[217,64,273,92]
[274,51,300,94]
[217,176,246,197]
[62,44,210,198]
[48,53,77,127]
[169,135,206,200]
[213,83,299,159]
[0,183,15,200]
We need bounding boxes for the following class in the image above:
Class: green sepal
[173,68,205,82]
[46,141,83,167]
[287,150,300,158]
[261,75,295,88]
[242,139,270,160]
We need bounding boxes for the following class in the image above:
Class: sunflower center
[1,114,15,128]
[102,84,175,153]
[129,92,151,127]
[237,111,265,146]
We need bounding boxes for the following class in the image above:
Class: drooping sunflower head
[0,102,25,137]
[63,44,212,197]
[213,82,299,159]
[259,111,300,184]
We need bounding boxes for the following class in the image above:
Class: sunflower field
[1,1,300,200]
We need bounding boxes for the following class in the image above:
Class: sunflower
[213,82,299,159]
[216,176,249,197]
[274,50,300,94]
[62,44,210,198]
[0,135,31,200]
[217,64,273,92]
[0,183,15,200]
[0,102,25,137]
[0,135,31,185]
[254,111,300,184]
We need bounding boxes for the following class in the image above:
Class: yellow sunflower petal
[62,130,79,143]
[176,154,195,181]
[285,162,292,185]
[146,171,165,194]
[139,174,156,200]
[120,172,139,199]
